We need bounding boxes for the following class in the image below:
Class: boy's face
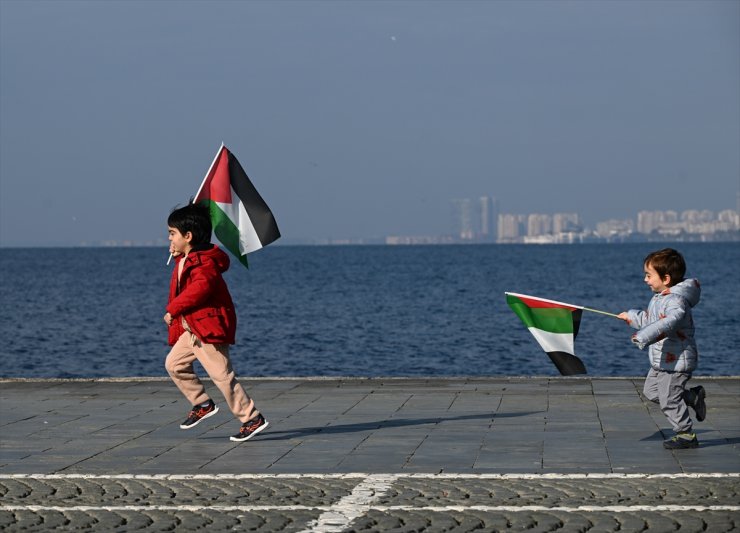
[168,226,193,256]
[644,262,670,293]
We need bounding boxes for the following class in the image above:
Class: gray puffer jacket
[625,278,701,373]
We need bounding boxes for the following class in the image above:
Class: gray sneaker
[663,433,699,450]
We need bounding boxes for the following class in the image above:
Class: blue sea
[0,243,737,378]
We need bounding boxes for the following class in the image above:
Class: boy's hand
[164,312,173,326]
[617,312,630,323]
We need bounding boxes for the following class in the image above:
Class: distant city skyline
[442,197,740,245]
[38,199,739,248]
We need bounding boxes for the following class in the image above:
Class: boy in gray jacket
[618,248,706,449]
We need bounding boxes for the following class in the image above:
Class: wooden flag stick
[583,307,621,319]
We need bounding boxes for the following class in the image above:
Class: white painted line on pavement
[298,474,398,533]
[3,504,739,513]
[2,472,738,480]
[0,505,327,512]
[377,505,740,513]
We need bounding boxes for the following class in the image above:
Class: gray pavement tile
[474,459,543,470]
[411,445,483,459]
[475,447,542,460]
[339,452,411,467]
[591,379,641,393]
[607,454,682,471]
[484,427,545,438]
[543,454,610,467]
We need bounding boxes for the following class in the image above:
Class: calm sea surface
[0,243,737,378]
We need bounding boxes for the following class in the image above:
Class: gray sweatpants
[643,368,693,434]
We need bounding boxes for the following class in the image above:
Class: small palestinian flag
[194,144,280,267]
[505,292,587,375]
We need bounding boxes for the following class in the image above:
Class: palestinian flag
[194,144,280,267]
[505,292,587,375]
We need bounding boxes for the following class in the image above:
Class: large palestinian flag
[194,145,280,267]
[505,292,587,375]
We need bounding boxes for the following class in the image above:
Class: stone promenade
[1,377,738,531]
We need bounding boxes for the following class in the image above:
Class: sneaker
[663,433,699,449]
[230,414,269,442]
[179,400,219,429]
[691,386,706,422]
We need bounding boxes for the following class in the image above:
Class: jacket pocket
[190,308,228,339]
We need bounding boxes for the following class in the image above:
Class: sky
[1,0,738,247]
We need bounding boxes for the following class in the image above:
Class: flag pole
[583,307,620,319]
[505,292,620,319]
[167,143,226,265]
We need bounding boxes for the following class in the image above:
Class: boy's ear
[183,231,194,243]
[663,273,672,287]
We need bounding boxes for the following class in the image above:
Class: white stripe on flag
[215,192,262,255]
[528,328,575,355]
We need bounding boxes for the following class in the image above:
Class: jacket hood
[189,244,230,273]
[667,278,701,307]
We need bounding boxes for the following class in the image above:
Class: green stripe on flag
[202,200,249,268]
[507,299,575,334]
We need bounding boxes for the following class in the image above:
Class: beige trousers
[165,332,258,423]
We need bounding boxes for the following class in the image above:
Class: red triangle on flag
[195,146,232,204]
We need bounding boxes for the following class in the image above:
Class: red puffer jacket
[166,244,237,346]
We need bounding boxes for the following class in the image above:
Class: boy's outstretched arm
[630,297,688,350]
[619,309,647,329]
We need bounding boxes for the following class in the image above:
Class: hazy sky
[1,0,738,246]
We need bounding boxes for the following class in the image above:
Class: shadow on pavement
[694,437,740,448]
[639,430,740,448]
[251,411,543,442]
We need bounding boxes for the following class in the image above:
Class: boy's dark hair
[644,248,686,286]
[167,203,212,245]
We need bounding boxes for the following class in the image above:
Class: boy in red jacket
[164,203,268,442]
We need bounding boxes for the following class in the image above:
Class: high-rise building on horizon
[451,196,498,241]
[477,196,498,242]
[637,210,678,233]
[527,214,552,236]
[498,213,526,242]
[450,198,474,240]
[553,213,581,233]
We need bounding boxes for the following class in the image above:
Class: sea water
[0,243,737,378]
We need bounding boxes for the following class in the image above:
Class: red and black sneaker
[230,414,269,442]
[179,400,219,429]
